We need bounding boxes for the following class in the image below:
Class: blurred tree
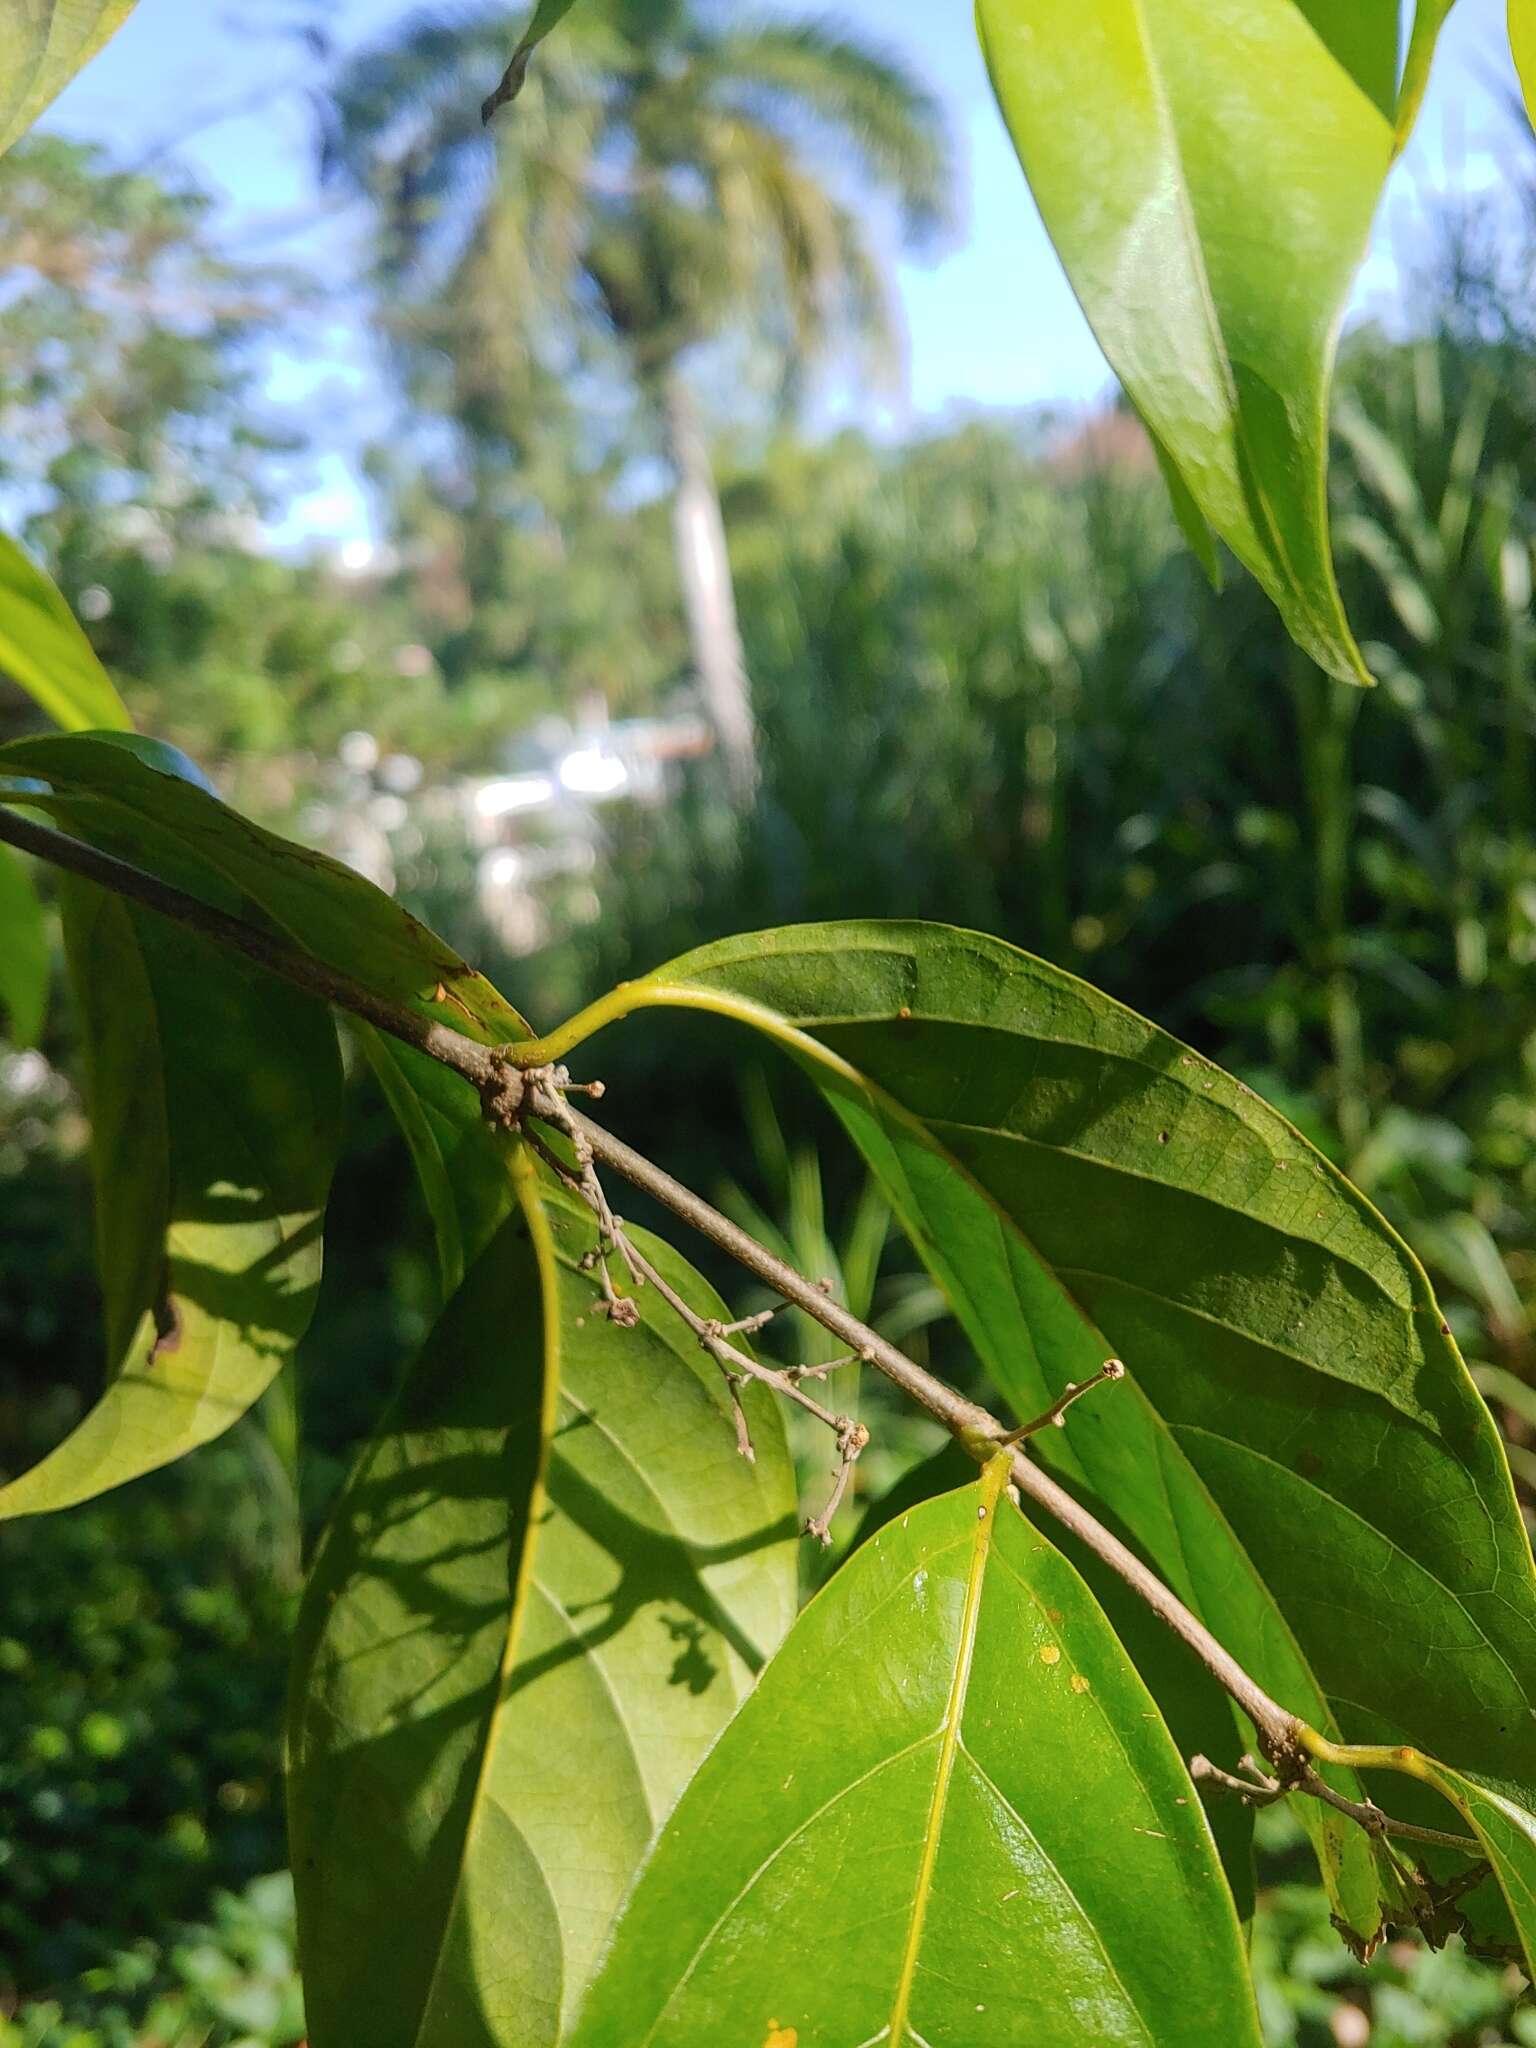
[0,136,532,798]
[325,0,952,796]
[0,135,300,568]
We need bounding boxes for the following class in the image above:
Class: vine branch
[519,1083,869,1535]
[3,799,1460,1824]
[1190,1754,1479,1855]
[549,1093,1306,1764]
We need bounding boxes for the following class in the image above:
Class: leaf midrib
[888,1462,1005,2044]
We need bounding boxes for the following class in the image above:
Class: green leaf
[532,920,1536,1941]
[853,1441,1260,1923]
[1513,0,1536,134]
[1149,424,1223,589]
[570,1459,1262,2047]
[0,840,47,1045]
[0,732,528,1044]
[1397,3,1458,144]
[355,1023,517,1307]
[0,0,137,159]
[288,1160,799,2048]
[63,877,169,1369]
[0,534,132,731]
[0,880,341,1518]
[482,0,582,119]
[974,0,1397,683]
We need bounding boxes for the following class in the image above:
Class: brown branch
[0,801,1304,1769]
[1189,1754,1286,1807]
[558,1102,1307,1765]
[1191,1753,1480,1855]
[0,804,503,1089]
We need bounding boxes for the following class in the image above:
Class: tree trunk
[661,367,757,805]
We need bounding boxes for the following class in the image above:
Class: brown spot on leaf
[430,979,476,1022]
[763,2025,797,2048]
[1295,1448,1322,1479]
[1039,1644,1061,1666]
[150,1296,183,1360]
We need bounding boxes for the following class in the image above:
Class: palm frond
[693,17,954,246]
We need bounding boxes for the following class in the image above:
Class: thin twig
[785,1353,857,1384]
[996,1359,1126,1443]
[805,1419,868,1547]
[522,1068,869,1522]
[1191,1753,1480,1854]
[1189,1755,1286,1806]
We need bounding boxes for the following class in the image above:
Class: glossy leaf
[571,1460,1262,2047]
[0,0,137,158]
[1513,0,1536,133]
[0,732,527,1044]
[1397,3,1458,144]
[288,1163,798,2048]
[857,1439,1264,1922]
[0,533,132,731]
[535,920,1536,1939]
[0,841,47,1045]
[975,0,1397,683]
[859,1439,1261,1922]
[0,882,341,1517]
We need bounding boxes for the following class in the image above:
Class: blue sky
[40,0,1531,546]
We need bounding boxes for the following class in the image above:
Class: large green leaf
[0,840,47,1045]
[974,0,1398,683]
[529,920,1536,1936]
[0,732,527,1044]
[570,1458,1262,2047]
[0,0,137,158]
[0,881,341,1518]
[0,534,132,731]
[853,1439,1262,1922]
[288,1159,799,2048]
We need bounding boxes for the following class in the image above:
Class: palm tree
[326,0,951,798]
